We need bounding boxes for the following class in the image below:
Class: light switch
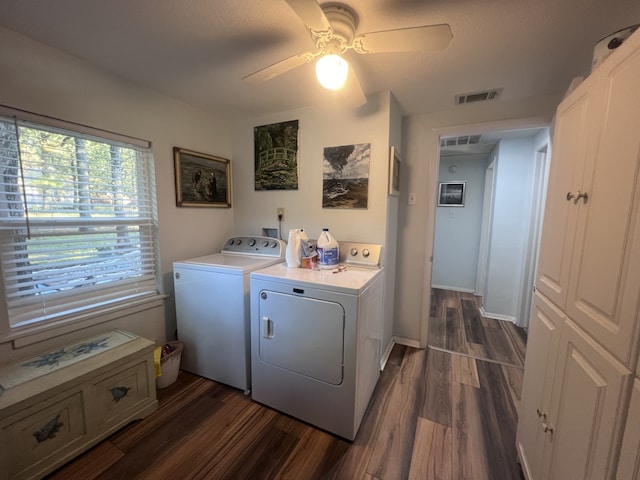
[408,192,417,205]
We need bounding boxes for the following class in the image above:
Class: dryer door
[258,290,345,385]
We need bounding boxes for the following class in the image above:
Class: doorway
[430,126,549,338]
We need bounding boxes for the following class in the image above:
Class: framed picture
[438,182,466,207]
[173,147,231,207]
[254,119,299,190]
[322,143,370,209]
[389,146,401,196]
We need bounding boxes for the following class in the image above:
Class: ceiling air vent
[455,88,503,105]
[440,135,483,147]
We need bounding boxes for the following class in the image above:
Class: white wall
[0,27,234,362]
[397,102,557,345]
[231,92,393,245]
[482,138,536,321]
[432,156,487,292]
[231,91,400,358]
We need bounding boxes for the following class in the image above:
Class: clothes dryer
[250,242,384,440]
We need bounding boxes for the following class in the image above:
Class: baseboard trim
[431,284,476,294]
[380,339,395,371]
[479,306,516,323]
[392,336,421,348]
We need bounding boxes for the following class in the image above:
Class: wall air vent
[440,135,483,147]
[455,88,503,105]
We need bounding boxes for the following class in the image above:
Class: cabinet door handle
[542,422,554,434]
[567,191,589,203]
[576,190,589,203]
[536,408,547,420]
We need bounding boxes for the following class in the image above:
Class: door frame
[420,117,550,347]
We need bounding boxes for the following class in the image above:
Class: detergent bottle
[285,229,301,268]
[316,228,339,270]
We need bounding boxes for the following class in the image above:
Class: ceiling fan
[243,0,453,106]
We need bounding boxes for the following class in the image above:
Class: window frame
[0,106,162,343]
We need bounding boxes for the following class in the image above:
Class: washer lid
[174,253,283,274]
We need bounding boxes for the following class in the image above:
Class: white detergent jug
[317,228,339,270]
[286,229,301,268]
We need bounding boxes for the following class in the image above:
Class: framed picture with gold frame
[173,147,231,207]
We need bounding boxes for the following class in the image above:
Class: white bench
[0,329,158,480]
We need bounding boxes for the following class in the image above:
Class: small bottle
[316,228,339,270]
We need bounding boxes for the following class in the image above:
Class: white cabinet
[536,28,640,368]
[518,29,640,480]
[618,379,640,480]
[516,292,564,480]
[0,330,158,480]
[535,82,592,310]
[542,320,630,480]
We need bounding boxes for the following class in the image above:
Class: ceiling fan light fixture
[315,54,349,90]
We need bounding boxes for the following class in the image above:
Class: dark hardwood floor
[46,289,526,480]
[428,288,527,368]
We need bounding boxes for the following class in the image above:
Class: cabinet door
[516,292,564,480]
[543,319,631,480]
[535,82,593,309]
[565,31,640,367]
[617,378,640,480]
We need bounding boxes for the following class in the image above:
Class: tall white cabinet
[516,29,640,480]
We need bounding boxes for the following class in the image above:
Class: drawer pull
[111,386,130,402]
[33,414,63,443]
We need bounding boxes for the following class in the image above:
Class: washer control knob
[362,248,370,257]
[248,239,256,247]
[227,239,235,245]
[270,241,278,248]
[262,240,269,247]
[175,272,181,280]
[236,239,242,245]
[350,248,358,256]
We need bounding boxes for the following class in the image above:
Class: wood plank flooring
[45,289,526,480]
[428,288,527,368]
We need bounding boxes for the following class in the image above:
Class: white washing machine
[173,236,286,392]
[250,242,384,440]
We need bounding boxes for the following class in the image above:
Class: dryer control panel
[339,242,382,268]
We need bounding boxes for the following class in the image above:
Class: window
[0,113,159,333]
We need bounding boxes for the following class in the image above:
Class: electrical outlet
[277,208,285,221]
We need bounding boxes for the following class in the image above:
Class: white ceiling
[1,0,639,119]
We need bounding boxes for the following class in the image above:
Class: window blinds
[0,115,159,327]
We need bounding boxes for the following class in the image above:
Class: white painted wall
[432,156,487,292]
[481,138,536,321]
[231,92,393,246]
[231,91,400,358]
[0,27,234,362]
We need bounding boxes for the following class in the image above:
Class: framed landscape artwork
[174,147,231,207]
[254,120,299,190]
[438,181,466,207]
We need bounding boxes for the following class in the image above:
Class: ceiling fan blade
[353,24,452,54]
[284,0,332,33]
[243,51,316,84]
